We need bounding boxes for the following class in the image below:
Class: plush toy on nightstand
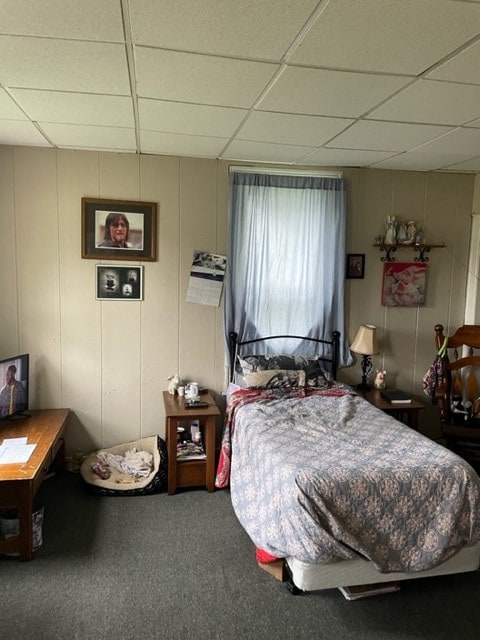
[167,374,180,395]
[373,370,386,390]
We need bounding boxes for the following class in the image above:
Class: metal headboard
[229,331,341,382]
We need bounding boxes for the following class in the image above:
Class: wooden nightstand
[360,388,425,430]
[163,390,220,495]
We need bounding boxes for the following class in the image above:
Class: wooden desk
[163,391,220,495]
[0,408,69,560]
[361,389,424,430]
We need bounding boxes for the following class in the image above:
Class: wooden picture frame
[96,265,144,300]
[82,198,157,261]
[346,254,365,279]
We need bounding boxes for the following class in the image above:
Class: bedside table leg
[409,410,419,431]
[205,416,215,492]
[166,416,177,495]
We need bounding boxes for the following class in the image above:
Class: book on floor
[338,582,400,601]
[381,389,412,404]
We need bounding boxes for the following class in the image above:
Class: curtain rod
[228,165,343,178]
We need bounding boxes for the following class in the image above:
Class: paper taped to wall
[186,250,227,307]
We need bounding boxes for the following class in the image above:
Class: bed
[216,331,480,593]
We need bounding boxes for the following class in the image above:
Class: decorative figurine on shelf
[384,215,397,244]
[396,222,407,244]
[415,228,425,245]
[373,369,387,390]
[167,374,180,395]
[405,220,417,244]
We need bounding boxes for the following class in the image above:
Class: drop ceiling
[2,0,480,172]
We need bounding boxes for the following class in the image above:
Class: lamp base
[356,382,371,391]
[357,354,373,391]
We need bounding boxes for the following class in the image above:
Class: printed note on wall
[186,250,227,307]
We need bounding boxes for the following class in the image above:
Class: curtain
[225,171,352,368]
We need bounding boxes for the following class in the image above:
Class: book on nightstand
[381,389,412,404]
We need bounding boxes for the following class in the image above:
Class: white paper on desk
[1,437,28,446]
[0,443,36,464]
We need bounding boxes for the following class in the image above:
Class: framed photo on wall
[346,254,365,279]
[96,265,144,300]
[381,262,427,307]
[82,198,157,261]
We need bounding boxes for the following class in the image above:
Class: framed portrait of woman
[82,198,157,261]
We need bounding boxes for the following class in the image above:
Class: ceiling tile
[426,40,480,84]
[222,139,316,164]
[327,120,453,151]
[0,36,130,94]
[290,0,480,74]
[138,99,247,137]
[371,151,471,171]
[0,0,124,41]
[440,157,480,172]
[140,130,229,157]
[11,90,134,127]
[129,0,318,60]
[412,127,480,156]
[300,148,396,167]
[0,88,28,120]
[258,67,410,118]
[237,111,354,146]
[367,79,480,125]
[135,47,279,108]
[39,123,136,151]
[0,120,51,146]
[371,128,480,170]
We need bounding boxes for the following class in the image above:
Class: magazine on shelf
[176,441,206,462]
[381,389,412,404]
[338,582,400,601]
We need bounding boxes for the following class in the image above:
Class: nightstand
[163,390,220,495]
[360,388,425,430]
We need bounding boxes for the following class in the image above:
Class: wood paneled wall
[0,146,476,451]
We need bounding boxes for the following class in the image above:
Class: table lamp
[350,324,379,390]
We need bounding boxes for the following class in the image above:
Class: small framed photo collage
[82,198,156,301]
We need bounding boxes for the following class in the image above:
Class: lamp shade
[350,324,379,356]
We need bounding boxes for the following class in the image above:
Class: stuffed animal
[167,374,180,395]
[373,370,387,390]
[451,395,473,424]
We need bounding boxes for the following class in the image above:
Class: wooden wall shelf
[373,242,446,262]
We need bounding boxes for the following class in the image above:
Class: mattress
[217,385,480,574]
[286,542,480,591]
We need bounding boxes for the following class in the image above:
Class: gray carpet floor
[1,472,480,640]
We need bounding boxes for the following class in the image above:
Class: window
[225,170,351,367]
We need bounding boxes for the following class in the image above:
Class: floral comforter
[216,387,480,573]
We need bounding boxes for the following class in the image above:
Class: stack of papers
[0,437,36,464]
[338,582,400,600]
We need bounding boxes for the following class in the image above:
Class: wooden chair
[434,324,480,470]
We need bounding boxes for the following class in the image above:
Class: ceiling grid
[1,0,480,172]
